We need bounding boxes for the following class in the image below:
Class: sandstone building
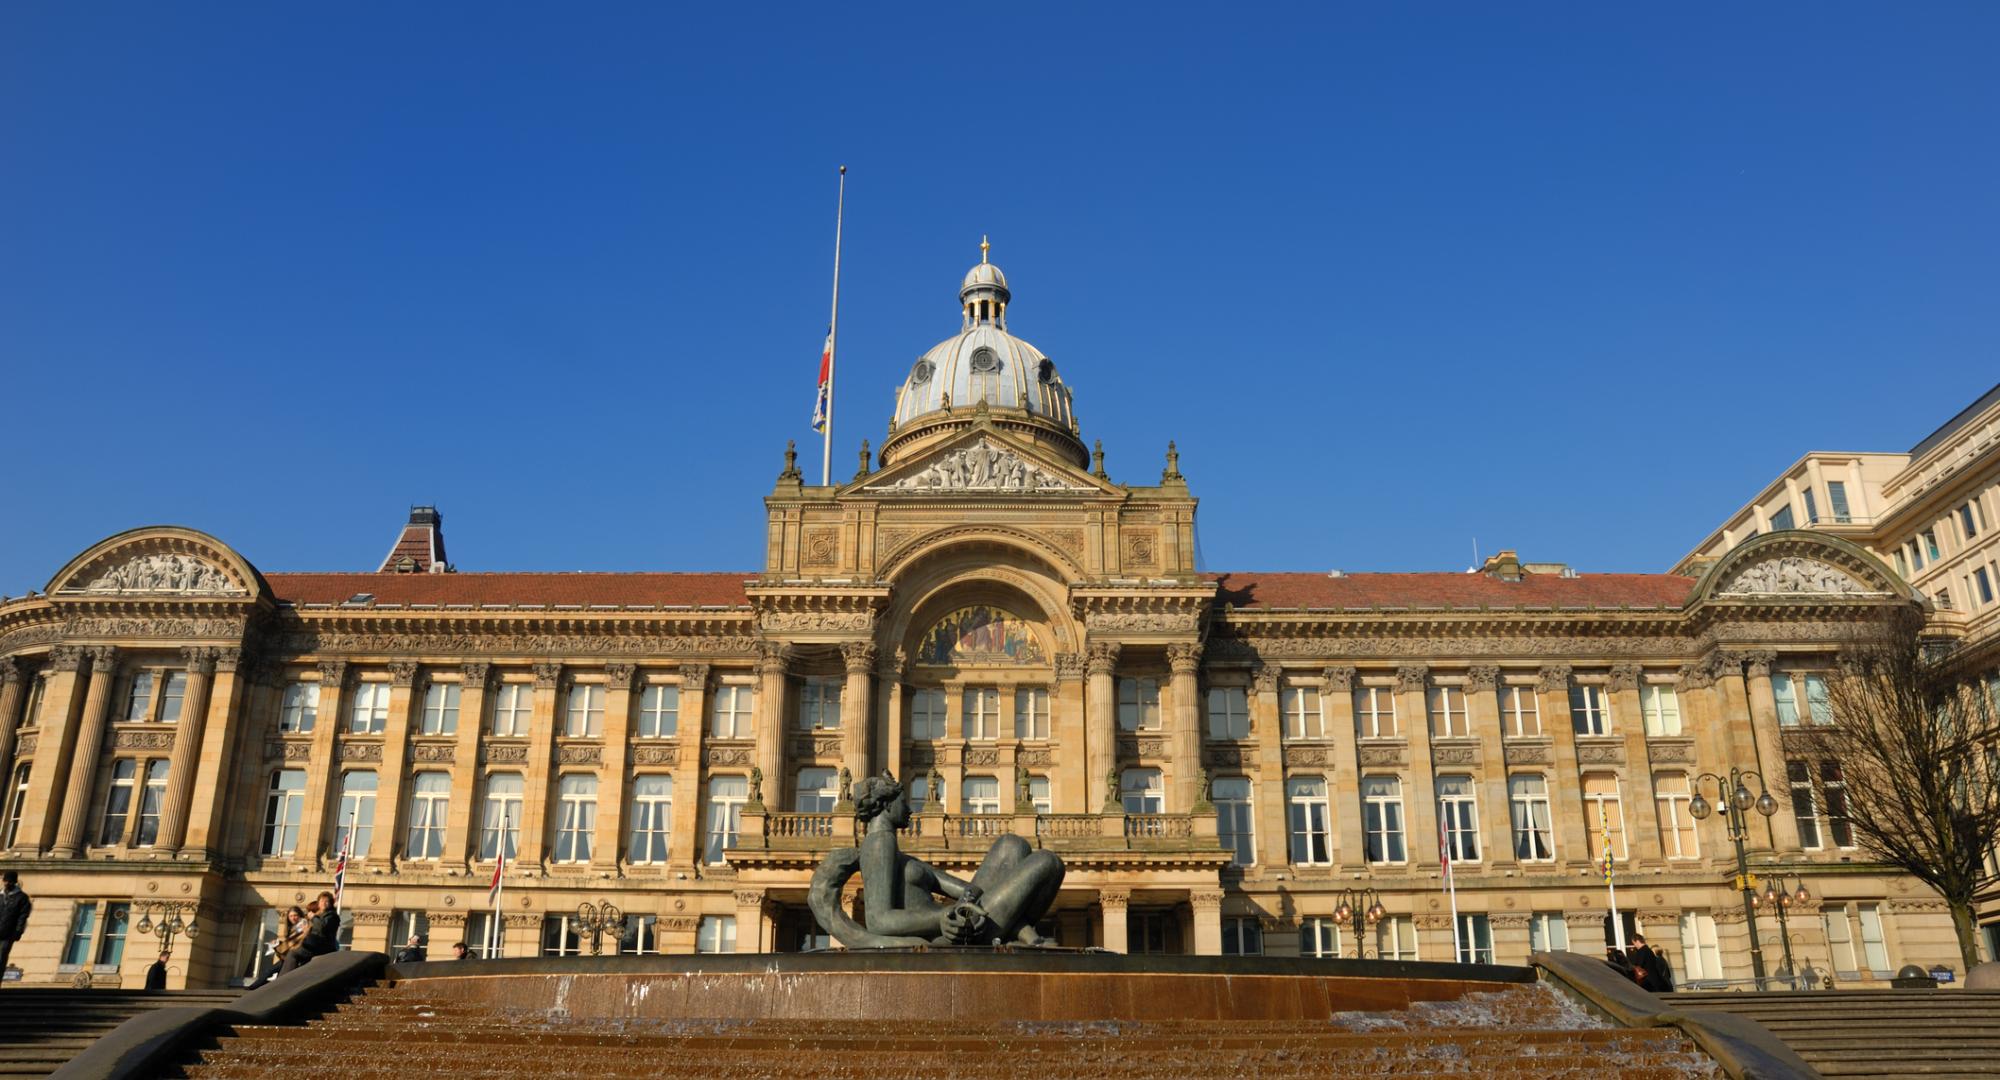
[0,253,1986,989]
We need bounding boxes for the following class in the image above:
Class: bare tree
[1794,622,2000,972]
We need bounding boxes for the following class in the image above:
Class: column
[1052,653,1086,812]
[444,663,489,872]
[1537,664,1590,863]
[518,663,563,868]
[879,651,906,785]
[212,663,276,859]
[1166,642,1202,811]
[1740,650,1802,852]
[1190,889,1224,956]
[733,889,770,954]
[1099,888,1130,954]
[1085,642,1119,811]
[294,661,347,868]
[1249,663,1289,869]
[185,648,248,859]
[156,647,217,853]
[1466,666,1513,869]
[368,661,421,863]
[1395,665,1437,872]
[17,647,86,853]
[51,646,119,857]
[1608,664,1665,863]
[592,663,636,872]
[840,642,876,781]
[754,644,790,809]
[0,659,27,797]
[670,663,708,872]
[1320,666,1366,868]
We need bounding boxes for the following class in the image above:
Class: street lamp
[1753,873,1813,989]
[134,901,200,957]
[1332,888,1385,960]
[1688,767,1780,983]
[575,901,625,956]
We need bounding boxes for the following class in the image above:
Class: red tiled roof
[263,573,755,608]
[1210,572,1696,611]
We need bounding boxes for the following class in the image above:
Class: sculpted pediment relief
[862,437,1094,495]
[1718,556,1875,597]
[65,553,246,596]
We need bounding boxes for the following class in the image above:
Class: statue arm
[859,841,945,938]
[929,866,975,900]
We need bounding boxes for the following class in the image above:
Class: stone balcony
[724,808,1231,875]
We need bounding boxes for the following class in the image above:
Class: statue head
[854,772,908,826]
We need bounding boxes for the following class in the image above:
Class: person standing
[1629,933,1674,993]
[450,942,470,961]
[145,951,170,991]
[0,871,30,976]
[394,934,427,964]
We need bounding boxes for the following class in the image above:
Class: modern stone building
[0,253,1983,989]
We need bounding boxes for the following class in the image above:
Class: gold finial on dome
[980,235,990,264]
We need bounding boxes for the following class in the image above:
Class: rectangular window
[1640,685,1681,737]
[1121,768,1164,814]
[1822,762,1855,847]
[909,688,946,740]
[1457,914,1494,964]
[963,687,1001,740]
[1286,776,1331,865]
[795,767,838,813]
[123,673,154,722]
[1569,684,1609,736]
[1789,761,1822,849]
[907,775,931,814]
[1213,776,1254,866]
[564,684,605,738]
[1654,773,1699,859]
[1436,775,1480,863]
[491,683,533,737]
[1774,676,1801,726]
[261,770,305,856]
[1014,687,1050,740]
[1583,773,1625,862]
[552,775,598,863]
[1680,911,1723,982]
[158,673,187,724]
[1208,686,1250,739]
[1858,903,1889,974]
[1827,481,1851,523]
[1282,685,1323,739]
[1300,916,1342,958]
[96,903,130,968]
[420,682,459,736]
[1026,775,1051,814]
[349,682,390,734]
[627,775,673,864]
[1894,549,1908,577]
[697,915,737,953]
[391,911,430,956]
[637,684,679,738]
[4,764,32,849]
[1804,489,1820,525]
[1962,503,1981,540]
[135,760,168,847]
[237,908,283,987]
[280,682,319,733]
[798,679,842,731]
[1362,776,1406,864]
[1117,677,1160,731]
[1501,686,1541,737]
[1978,568,1997,606]
[963,775,1001,815]
[1221,917,1263,956]
[1529,912,1568,953]
[1128,910,1179,955]
[62,904,98,967]
[541,914,583,957]
[1769,505,1795,532]
[1907,539,1926,571]
[619,913,660,955]
[99,760,137,845]
[1804,674,1833,724]
[1427,686,1469,738]
[1354,687,1398,738]
[1509,774,1555,861]
[465,912,504,959]
[710,685,754,739]
[335,771,377,857]
[1823,904,1857,976]
[405,772,450,859]
[1376,916,1417,961]
[480,774,524,860]
[705,776,748,864]
[1925,528,1942,561]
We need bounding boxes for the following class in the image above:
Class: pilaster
[733,889,770,954]
[840,642,876,781]
[1084,642,1119,811]
[593,663,637,873]
[1250,663,1288,869]
[444,662,490,871]
[518,662,563,869]
[1052,652,1086,812]
[17,647,85,852]
[156,646,217,853]
[1537,664,1588,862]
[51,646,119,857]
[1166,642,1202,811]
[1190,889,1224,956]
[294,660,347,867]
[0,660,27,806]
[1465,665,1512,869]
[754,645,790,812]
[369,660,421,863]
[671,663,708,872]
[1099,888,1130,954]
[1395,665,1437,873]
[1608,663,1664,863]
[1740,650,1801,852]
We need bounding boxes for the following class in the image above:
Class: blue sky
[2,3,1994,588]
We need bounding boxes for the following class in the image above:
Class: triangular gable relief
[1717,556,1881,597]
[858,429,1108,497]
[63,552,247,596]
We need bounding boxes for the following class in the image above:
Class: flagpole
[822,165,846,486]
[1442,818,1462,962]
[1603,805,1626,951]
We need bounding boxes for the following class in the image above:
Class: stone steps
[1664,989,2000,1077]
[0,989,243,1078]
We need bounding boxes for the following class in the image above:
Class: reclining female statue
[807,772,1065,948]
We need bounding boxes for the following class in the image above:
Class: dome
[961,261,1009,298]
[893,322,1074,429]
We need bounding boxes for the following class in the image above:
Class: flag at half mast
[811,328,833,434]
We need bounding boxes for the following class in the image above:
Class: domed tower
[879,240,1088,470]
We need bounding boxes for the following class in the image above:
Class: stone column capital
[676,662,711,690]
[1085,642,1121,676]
[733,888,768,909]
[840,642,878,675]
[179,646,217,676]
[1053,652,1086,682]
[212,647,243,674]
[604,663,638,692]
[532,662,564,689]
[49,646,86,673]
[1466,665,1500,692]
[1189,889,1225,912]
[1321,665,1356,693]
[1536,664,1573,692]
[1740,650,1776,678]
[86,645,119,672]
[1607,664,1642,692]
[1395,664,1428,692]
[756,643,791,676]
[1675,660,1715,691]
[1098,888,1130,911]
[388,660,421,688]
[1166,642,1203,675]
[459,662,492,690]
[1252,663,1281,695]
[0,657,21,685]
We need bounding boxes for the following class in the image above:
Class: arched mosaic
[917,606,1045,665]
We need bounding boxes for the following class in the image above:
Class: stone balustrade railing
[730,808,1221,857]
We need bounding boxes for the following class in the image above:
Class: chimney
[379,505,450,573]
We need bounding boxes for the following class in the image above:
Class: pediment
[856,427,1113,498]
[1718,556,1879,597]
[47,527,261,599]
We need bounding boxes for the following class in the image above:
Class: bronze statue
[808,772,1065,948]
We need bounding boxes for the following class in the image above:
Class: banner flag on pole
[1601,803,1626,950]
[331,810,353,908]
[811,328,833,434]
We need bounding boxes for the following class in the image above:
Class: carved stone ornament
[965,748,999,767]
[1085,642,1120,676]
[1202,746,1245,768]
[1284,746,1328,768]
[1575,740,1624,765]
[1607,664,1642,693]
[410,742,456,764]
[813,735,841,756]
[677,662,711,689]
[1647,740,1696,764]
[1395,665,1428,692]
[428,911,467,928]
[340,741,384,763]
[557,744,603,766]
[70,553,245,596]
[0,658,20,685]
[707,746,753,767]
[801,527,839,569]
[1124,531,1158,568]
[1016,748,1053,767]
[278,629,759,658]
[13,734,35,757]
[1190,890,1224,912]
[841,641,878,673]
[46,646,85,673]
[1676,660,1716,691]
[871,437,1093,493]
[179,646,218,676]
[631,744,680,766]
[1098,888,1130,910]
[1503,742,1552,765]
[112,729,173,751]
[317,660,348,688]
[1720,556,1870,596]
[532,663,563,689]
[1166,642,1203,674]
[1250,664,1279,695]
[1466,666,1499,693]
[1432,743,1478,766]
[1357,743,1405,767]
[1537,664,1573,693]
[1053,652,1087,681]
[481,742,529,765]
[1088,612,1199,634]
[604,663,638,692]
[762,611,873,633]
[389,661,420,688]
[263,739,312,763]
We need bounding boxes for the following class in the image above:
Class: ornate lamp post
[1687,768,1780,984]
[575,901,625,956]
[134,900,199,957]
[1753,873,1813,988]
[1332,888,1385,960]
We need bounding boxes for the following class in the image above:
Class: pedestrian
[394,934,427,964]
[0,871,30,976]
[450,942,470,961]
[280,891,341,975]
[1629,933,1674,993]
[145,951,169,991]
[1605,945,1638,983]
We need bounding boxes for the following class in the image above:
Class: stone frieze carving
[0,625,64,656]
[556,744,603,766]
[69,553,245,596]
[340,741,384,763]
[410,742,456,764]
[263,739,313,762]
[630,744,680,766]
[111,729,173,751]
[871,438,1092,493]
[965,748,999,767]
[1646,740,1696,764]
[1575,740,1624,765]
[1357,743,1406,767]
[1086,612,1199,633]
[272,631,758,658]
[1015,748,1053,767]
[1503,742,1552,765]
[1201,746,1245,768]
[481,742,529,765]
[14,734,36,757]
[1117,736,1167,758]
[1208,636,1700,661]
[1043,529,1085,561]
[1431,743,1477,766]
[56,617,245,642]
[1720,556,1870,596]
[707,746,752,767]
[1283,746,1328,767]
[760,611,873,633]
